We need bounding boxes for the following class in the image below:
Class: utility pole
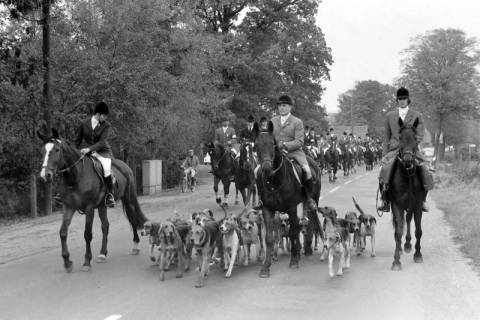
[42,0,52,215]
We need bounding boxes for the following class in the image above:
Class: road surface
[1,165,479,320]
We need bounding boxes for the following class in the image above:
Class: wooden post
[30,175,37,218]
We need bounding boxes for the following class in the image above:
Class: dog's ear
[191,212,198,221]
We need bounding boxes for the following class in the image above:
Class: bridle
[42,140,85,176]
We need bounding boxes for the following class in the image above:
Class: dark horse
[324,144,339,183]
[254,122,321,278]
[204,142,235,207]
[38,129,148,272]
[234,142,257,206]
[339,143,354,176]
[364,144,375,171]
[388,118,426,271]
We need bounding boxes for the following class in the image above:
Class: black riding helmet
[94,102,109,115]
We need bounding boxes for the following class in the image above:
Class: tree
[335,80,396,135]
[399,28,480,160]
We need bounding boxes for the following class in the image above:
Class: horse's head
[398,117,419,170]
[37,128,65,182]
[239,142,255,170]
[253,121,276,177]
[204,142,225,170]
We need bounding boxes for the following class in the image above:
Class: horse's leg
[260,208,273,278]
[222,179,230,208]
[214,176,221,204]
[235,186,240,205]
[413,209,423,263]
[241,188,248,207]
[59,206,75,272]
[82,208,94,272]
[391,204,404,271]
[404,211,413,253]
[97,206,109,262]
[288,213,300,269]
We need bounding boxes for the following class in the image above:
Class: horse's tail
[115,161,149,230]
[352,197,366,215]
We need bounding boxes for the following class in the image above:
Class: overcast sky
[316,0,480,113]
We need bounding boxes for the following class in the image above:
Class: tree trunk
[42,0,52,216]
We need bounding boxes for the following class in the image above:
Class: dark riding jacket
[75,118,114,158]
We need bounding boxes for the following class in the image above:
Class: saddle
[287,157,319,185]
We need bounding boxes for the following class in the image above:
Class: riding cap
[276,94,293,106]
[247,115,255,123]
[94,102,109,115]
[396,87,409,99]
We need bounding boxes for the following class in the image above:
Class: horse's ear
[398,117,404,128]
[51,128,60,140]
[253,122,259,136]
[267,121,274,134]
[37,130,47,142]
[412,117,419,129]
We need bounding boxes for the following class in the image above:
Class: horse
[388,118,426,271]
[204,142,235,208]
[364,144,375,171]
[324,144,339,183]
[339,142,354,176]
[234,142,257,206]
[37,128,148,272]
[254,121,321,278]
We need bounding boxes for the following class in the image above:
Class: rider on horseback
[181,149,199,186]
[214,118,238,156]
[239,114,256,144]
[75,102,115,208]
[377,87,434,212]
[271,94,317,211]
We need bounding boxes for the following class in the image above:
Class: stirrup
[422,202,429,212]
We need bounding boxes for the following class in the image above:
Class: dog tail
[352,197,366,216]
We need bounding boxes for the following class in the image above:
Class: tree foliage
[0,0,332,217]
[399,28,480,158]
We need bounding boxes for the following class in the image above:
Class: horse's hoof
[404,244,412,253]
[176,274,183,279]
[371,253,376,257]
[336,272,343,276]
[414,254,423,263]
[194,282,204,288]
[259,269,270,278]
[65,261,73,273]
[289,261,299,269]
[81,265,91,272]
[96,254,107,263]
[160,273,165,281]
[391,262,402,271]
[150,256,156,262]
[131,248,140,255]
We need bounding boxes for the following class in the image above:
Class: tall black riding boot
[304,179,317,211]
[104,175,115,208]
[377,184,390,212]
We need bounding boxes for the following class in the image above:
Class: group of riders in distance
[38,85,434,274]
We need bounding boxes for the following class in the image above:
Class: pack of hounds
[142,197,377,287]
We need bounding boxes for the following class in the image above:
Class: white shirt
[222,126,228,134]
[280,113,291,126]
[398,106,409,121]
[91,116,99,130]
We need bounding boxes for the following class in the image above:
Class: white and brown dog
[219,214,243,278]
[239,208,266,266]
[274,212,290,258]
[191,220,220,288]
[352,197,377,257]
[191,209,215,227]
[318,206,351,278]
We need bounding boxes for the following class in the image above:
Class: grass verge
[431,162,480,275]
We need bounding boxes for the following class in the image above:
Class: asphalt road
[1,165,480,320]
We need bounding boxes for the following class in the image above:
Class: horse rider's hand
[80,148,90,155]
[280,142,288,155]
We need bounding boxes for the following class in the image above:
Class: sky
[316,0,480,113]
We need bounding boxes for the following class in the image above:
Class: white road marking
[344,180,352,185]
[104,315,122,320]
[329,186,340,193]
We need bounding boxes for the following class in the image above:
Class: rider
[75,102,115,208]
[305,127,319,159]
[271,94,317,211]
[239,114,256,143]
[181,149,200,186]
[214,117,238,157]
[377,87,433,212]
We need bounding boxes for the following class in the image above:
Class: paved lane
[1,166,479,320]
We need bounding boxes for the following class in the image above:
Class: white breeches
[92,152,111,177]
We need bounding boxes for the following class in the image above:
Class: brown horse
[388,118,426,271]
[204,142,235,208]
[234,142,257,206]
[38,128,148,272]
